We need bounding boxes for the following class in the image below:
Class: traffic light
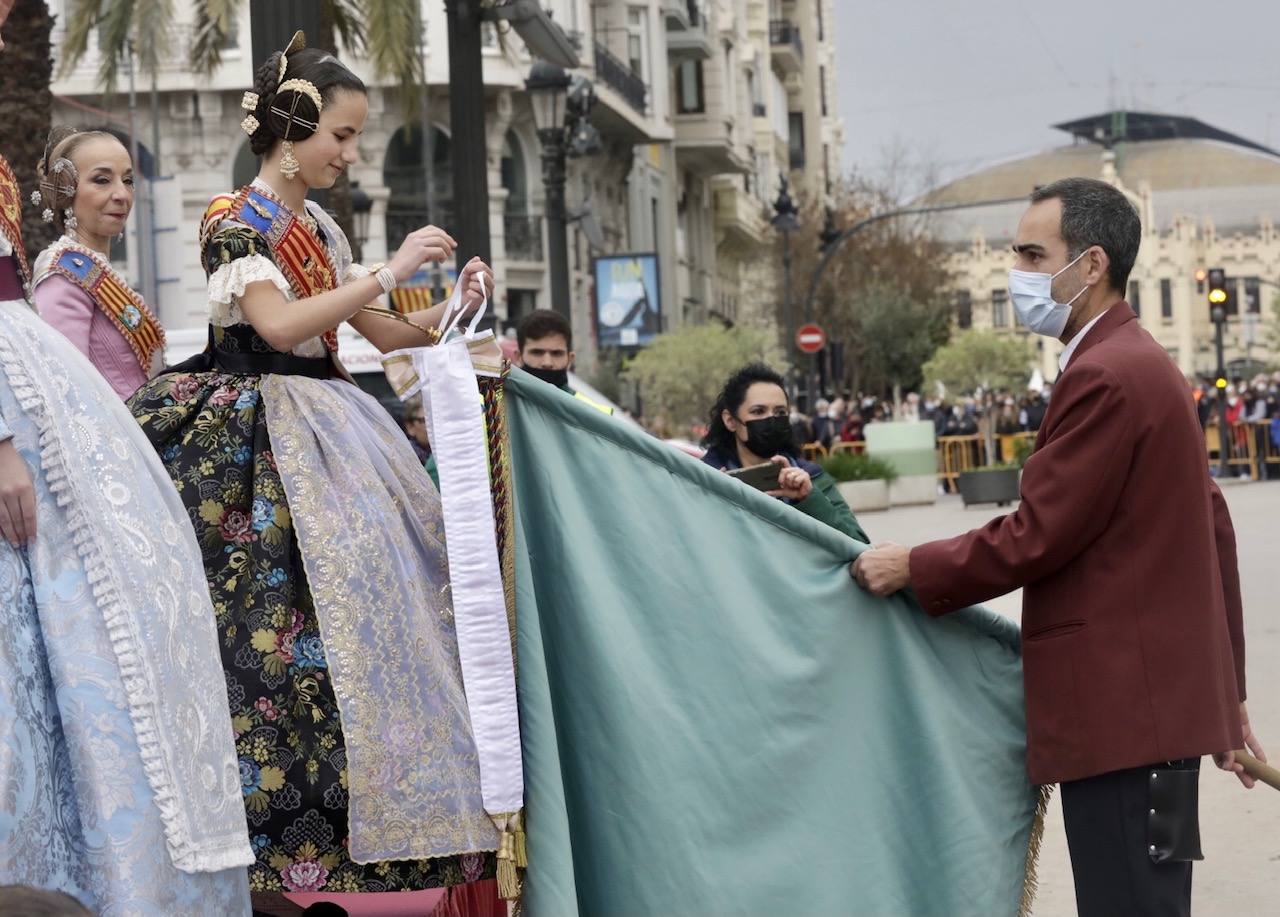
[1216,376,1228,390]
[1207,268,1227,305]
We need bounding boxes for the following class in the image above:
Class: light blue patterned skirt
[0,305,251,916]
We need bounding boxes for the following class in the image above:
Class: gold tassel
[513,810,528,869]
[496,821,520,900]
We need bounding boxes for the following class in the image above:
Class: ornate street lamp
[526,62,575,319]
[772,174,800,394]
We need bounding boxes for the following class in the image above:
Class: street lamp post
[527,62,573,319]
[526,63,600,321]
[771,175,800,399]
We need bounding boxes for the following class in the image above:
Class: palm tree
[58,0,428,257]
[61,0,425,101]
[1,1,57,261]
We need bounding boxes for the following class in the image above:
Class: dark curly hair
[245,46,366,157]
[701,362,789,456]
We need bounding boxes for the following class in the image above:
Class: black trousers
[1061,759,1200,917]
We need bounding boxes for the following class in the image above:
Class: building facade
[46,0,843,377]
[930,112,1280,381]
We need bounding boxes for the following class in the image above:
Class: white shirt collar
[1058,311,1108,373]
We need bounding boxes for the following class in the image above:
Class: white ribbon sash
[393,282,524,818]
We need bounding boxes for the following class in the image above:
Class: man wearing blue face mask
[851,178,1261,917]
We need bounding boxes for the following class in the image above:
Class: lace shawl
[0,301,252,873]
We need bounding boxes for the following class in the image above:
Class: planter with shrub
[821,453,899,513]
[957,438,1031,507]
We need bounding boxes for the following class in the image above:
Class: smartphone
[727,461,782,492]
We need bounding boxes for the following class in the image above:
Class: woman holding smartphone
[702,363,868,543]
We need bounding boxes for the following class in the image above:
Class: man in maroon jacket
[852,178,1265,916]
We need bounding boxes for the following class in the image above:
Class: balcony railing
[594,42,647,115]
[769,19,804,58]
[503,213,544,263]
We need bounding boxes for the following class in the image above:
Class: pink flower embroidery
[209,385,242,407]
[280,858,329,892]
[461,853,485,883]
[254,697,280,721]
[170,375,201,401]
[278,632,296,664]
[219,509,255,542]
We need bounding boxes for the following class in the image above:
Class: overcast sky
[833,1,1280,195]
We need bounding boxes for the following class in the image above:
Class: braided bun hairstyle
[244,47,366,157]
[36,126,122,234]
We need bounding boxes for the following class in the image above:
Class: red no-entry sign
[795,323,827,354]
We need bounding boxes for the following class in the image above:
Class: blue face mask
[1007,249,1090,338]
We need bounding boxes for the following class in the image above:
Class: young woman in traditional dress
[30,128,166,400]
[128,31,504,914]
[0,4,253,914]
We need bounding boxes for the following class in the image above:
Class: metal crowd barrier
[1205,421,1280,481]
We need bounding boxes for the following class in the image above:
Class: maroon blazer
[911,303,1245,785]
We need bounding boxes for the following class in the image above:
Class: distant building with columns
[927,111,1280,382]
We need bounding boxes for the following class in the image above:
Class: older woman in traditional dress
[30,127,165,401]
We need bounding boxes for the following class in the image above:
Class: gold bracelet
[358,306,442,344]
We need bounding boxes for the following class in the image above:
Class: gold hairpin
[240,115,260,136]
[241,91,259,112]
[277,29,306,83]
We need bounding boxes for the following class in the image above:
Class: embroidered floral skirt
[130,368,494,894]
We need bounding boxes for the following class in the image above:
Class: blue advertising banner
[594,253,661,347]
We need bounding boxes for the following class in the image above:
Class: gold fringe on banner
[1017,783,1054,917]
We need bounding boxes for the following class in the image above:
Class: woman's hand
[388,225,458,283]
[0,440,36,546]
[456,256,495,313]
[766,455,812,501]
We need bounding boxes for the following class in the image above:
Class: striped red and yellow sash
[227,184,341,354]
[41,244,166,372]
[0,155,31,288]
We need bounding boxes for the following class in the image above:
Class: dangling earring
[117,231,125,243]
[280,141,300,180]
[64,208,78,231]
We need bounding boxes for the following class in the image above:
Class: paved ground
[863,481,1280,916]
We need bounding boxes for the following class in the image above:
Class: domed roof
[924,112,1280,243]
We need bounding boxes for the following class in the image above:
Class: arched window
[501,130,529,215]
[382,124,453,246]
[232,139,257,190]
[500,131,541,261]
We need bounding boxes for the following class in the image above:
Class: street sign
[795,323,827,354]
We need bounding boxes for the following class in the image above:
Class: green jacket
[795,469,869,544]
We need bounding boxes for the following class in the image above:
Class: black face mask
[740,414,794,458]
[525,365,570,389]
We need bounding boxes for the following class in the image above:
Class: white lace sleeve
[207,254,293,327]
[345,262,372,284]
[0,232,11,258]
